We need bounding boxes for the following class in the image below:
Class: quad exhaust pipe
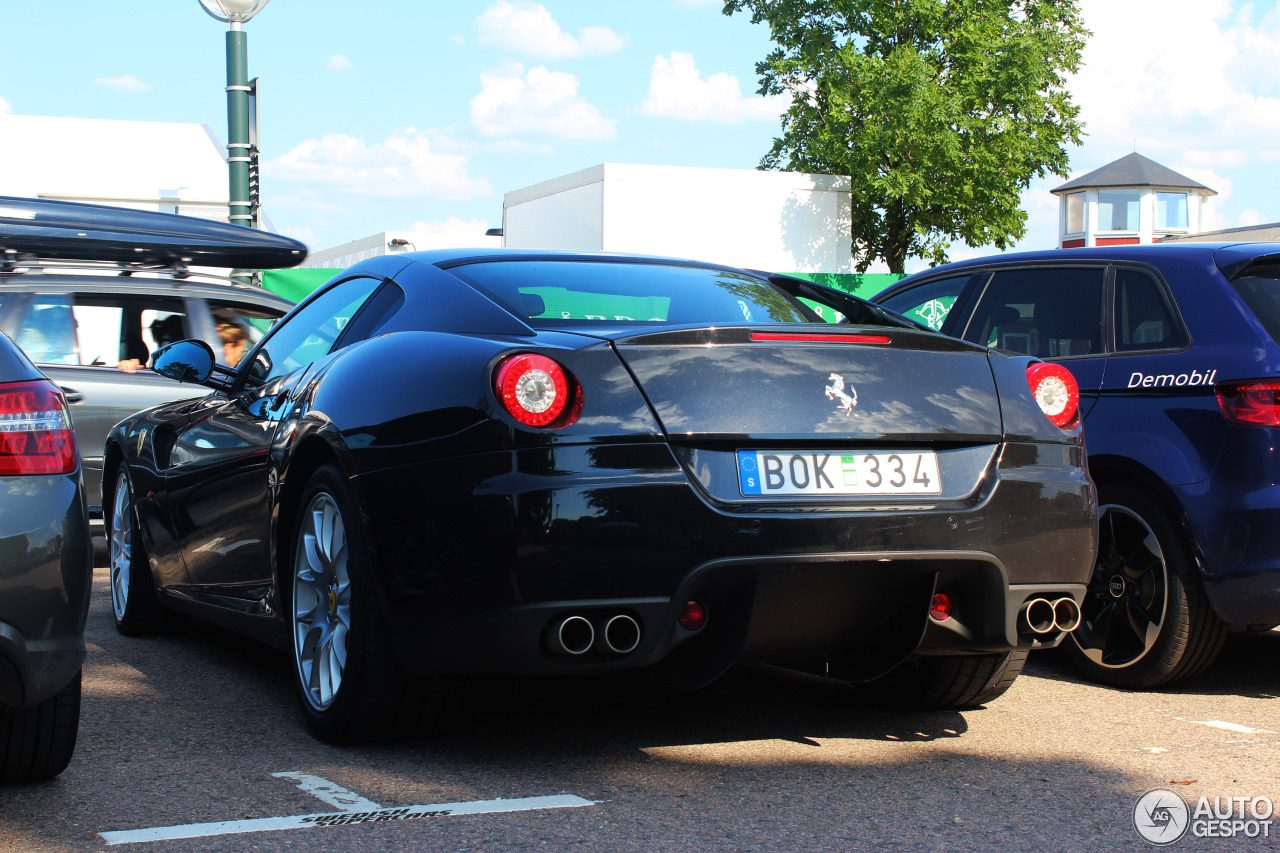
[1019,596,1081,635]
[547,615,595,656]
[1051,596,1082,632]
[603,614,641,654]
[546,613,642,656]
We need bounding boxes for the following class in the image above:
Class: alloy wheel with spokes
[107,468,165,635]
[1071,503,1168,669]
[1064,484,1226,688]
[109,470,133,622]
[292,491,352,712]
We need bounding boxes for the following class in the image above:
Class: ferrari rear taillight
[0,380,77,476]
[1025,363,1080,429]
[493,353,581,428]
[1217,381,1280,427]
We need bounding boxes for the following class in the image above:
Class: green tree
[725,0,1088,273]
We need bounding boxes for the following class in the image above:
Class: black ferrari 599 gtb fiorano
[105,249,1097,742]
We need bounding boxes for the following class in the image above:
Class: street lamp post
[198,0,270,230]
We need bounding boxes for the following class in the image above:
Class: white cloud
[471,63,616,140]
[1070,0,1280,157]
[408,216,492,234]
[450,34,466,46]
[0,96,10,114]
[1238,208,1265,227]
[640,52,788,122]
[326,54,355,71]
[281,225,318,246]
[474,1,625,59]
[265,128,493,200]
[93,75,152,93]
[1183,149,1248,168]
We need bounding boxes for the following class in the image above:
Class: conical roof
[1051,152,1215,195]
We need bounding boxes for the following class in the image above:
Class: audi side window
[963,268,1104,359]
[877,275,972,332]
[245,277,381,384]
[1113,269,1188,352]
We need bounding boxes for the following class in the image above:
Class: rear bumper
[0,474,93,710]
[1180,488,1280,626]
[353,439,1096,679]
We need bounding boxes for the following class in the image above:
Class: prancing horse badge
[825,373,857,416]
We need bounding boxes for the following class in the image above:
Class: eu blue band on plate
[737,450,762,495]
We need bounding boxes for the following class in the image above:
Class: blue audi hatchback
[874,242,1280,687]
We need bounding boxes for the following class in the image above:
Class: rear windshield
[1231,268,1280,344]
[446,260,820,328]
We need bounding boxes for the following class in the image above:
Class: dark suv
[874,242,1280,687]
[0,197,303,515]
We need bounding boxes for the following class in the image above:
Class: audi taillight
[1217,381,1280,427]
[0,380,77,476]
[1026,362,1080,429]
[493,353,582,429]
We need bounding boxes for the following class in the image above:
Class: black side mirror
[152,340,216,384]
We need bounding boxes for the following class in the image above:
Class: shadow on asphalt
[13,574,1161,853]
[1023,628,1280,701]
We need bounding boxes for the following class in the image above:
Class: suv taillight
[0,380,78,475]
[1217,381,1280,427]
[1025,362,1080,429]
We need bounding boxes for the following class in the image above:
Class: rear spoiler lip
[1215,249,1280,281]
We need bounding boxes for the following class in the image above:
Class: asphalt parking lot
[1,566,1277,853]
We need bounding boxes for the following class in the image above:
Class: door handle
[61,388,84,404]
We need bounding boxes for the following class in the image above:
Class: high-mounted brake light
[1217,381,1280,427]
[1025,363,1080,429]
[749,331,891,344]
[493,353,581,428]
[0,380,78,476]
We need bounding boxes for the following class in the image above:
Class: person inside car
[217,321,248,368]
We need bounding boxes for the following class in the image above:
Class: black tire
[864,650,1028,710]
[0,672,82,784]
[107,468,166,637]
[287,464,458,743]
[1065,483,1227,688]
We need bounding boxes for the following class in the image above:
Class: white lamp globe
[198,0,271,23]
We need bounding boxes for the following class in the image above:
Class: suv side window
[16,293,188,367]
[16,295,77,364]
[877,275,973,332]
[245,277,382,384]
[206,299,285,369]
[962,267,1105,358]
[1114,268,1188,352]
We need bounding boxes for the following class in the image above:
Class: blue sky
[3,0,1280,272]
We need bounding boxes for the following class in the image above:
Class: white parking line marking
[271,772,382,810]
[1190,720,1277,734]
[97,795,595,845]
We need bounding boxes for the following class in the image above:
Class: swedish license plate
[737,450,942,496]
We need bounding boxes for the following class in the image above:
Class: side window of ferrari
[246,277,381,384]
[877,275,973,332]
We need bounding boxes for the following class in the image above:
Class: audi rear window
[446,261,820,328]
[1231,269,1280,345]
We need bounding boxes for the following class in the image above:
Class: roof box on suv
[0,196,307,270]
